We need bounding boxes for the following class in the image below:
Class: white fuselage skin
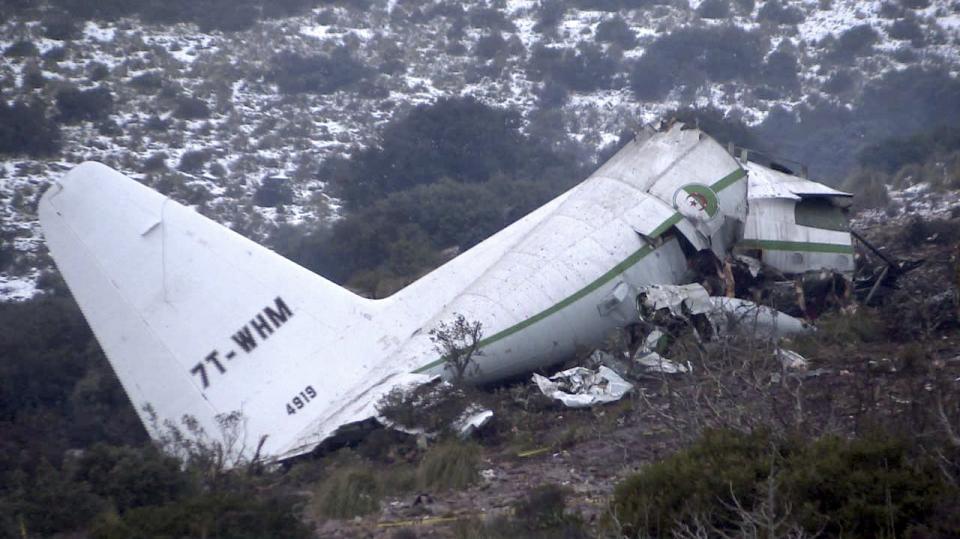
[39,123,854,461]
[388,126,750,383]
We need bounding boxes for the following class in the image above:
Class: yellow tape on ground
[377,516,461,528]
[516,447,550,458]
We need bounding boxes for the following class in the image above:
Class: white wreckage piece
[39,122,855,463]
[533,366,634,408]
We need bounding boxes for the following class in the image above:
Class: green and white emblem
[673,183,719,222]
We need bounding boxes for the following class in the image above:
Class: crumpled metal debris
[634,350,691,373]
[775,347,808,370]
[532,366,633,408]
[632,329,691,373]
[638,283,712,317]
[454,406,494,439]
[707,296,809,338]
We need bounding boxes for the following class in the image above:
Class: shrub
[177,150,210,174]
[270,48,369,95]
[42,14,81,40]
[761,49,800,91]
[56,86,114,123]
[536,79,569,109]
[474,32,507,59]
[5,459,105,536]
[842,169,890,210]
[572,0,655,10]
[4,40,38,58]
[630,25,765,100]
[888,17,924,43]
[142,153,168,173]
[87,62,110,81]
[418,441,479,491]
[75,444,186,513]
[595,16,637,49]
[0,101,61,156]
[130,71,164,93]
[857,126,960,174]
[697,0,731,19]
[467,6,514,31]
[783,434,948,537]
[328,97,550,207]
[823,69,856,94]
[528,42,620,92]
[534,0,566,33]
[44,46,68,62]
[611,429,774,537]
[253,177,294,207]
[104,489,311,538]
[315,464,381,518]
[611,430,954,538]
[23,66,46,89]
[173,95,210,120]
[828,24,879,61]
[757,0,804,24]
[377,383,469,435]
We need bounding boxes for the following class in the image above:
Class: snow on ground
[1,0,959,300]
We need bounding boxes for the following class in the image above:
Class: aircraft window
[794,198,848,231]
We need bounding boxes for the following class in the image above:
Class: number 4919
[286,385,317,415]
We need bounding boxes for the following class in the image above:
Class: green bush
[784,434,947,537]
[696,0,731,19]
[74,444,187,513]
[757,0,804,24]
[611,430,956,538]
[828,24,879,62]
[418,441,480,491]
[269,48,369,95]
[527,42,620,92]
[56,86,114,124]
[630,25,766,100]
[0,100,61,157]
[254,177,294,207]
[100,489,311,539]
[4,40,39,58]
[315,465,381,518]
[611,429,774,537]
[595,15,637,48]
[178,149,210,174]
[173,95,211,120]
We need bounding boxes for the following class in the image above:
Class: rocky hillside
[1,0,959,299]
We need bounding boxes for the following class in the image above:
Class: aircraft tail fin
[39,162,411,459]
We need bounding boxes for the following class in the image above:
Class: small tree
[430,314,483,385]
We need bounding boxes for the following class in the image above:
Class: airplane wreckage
[39,122,899,462]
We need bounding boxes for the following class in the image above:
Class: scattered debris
[637,283,712,317]
[631,328,691,373]
[633,350,691,374]
[532,366,633,408]
[454,407,494,439]
[775,348,808,370]
[706,296,810,338]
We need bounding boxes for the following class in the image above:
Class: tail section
[39,163,406,459]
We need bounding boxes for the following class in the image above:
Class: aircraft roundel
[673,183,719,222]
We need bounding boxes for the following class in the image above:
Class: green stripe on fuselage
[412,167,746,374]
[736,239,854,254]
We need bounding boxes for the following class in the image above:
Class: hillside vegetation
[2,0,960,297]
